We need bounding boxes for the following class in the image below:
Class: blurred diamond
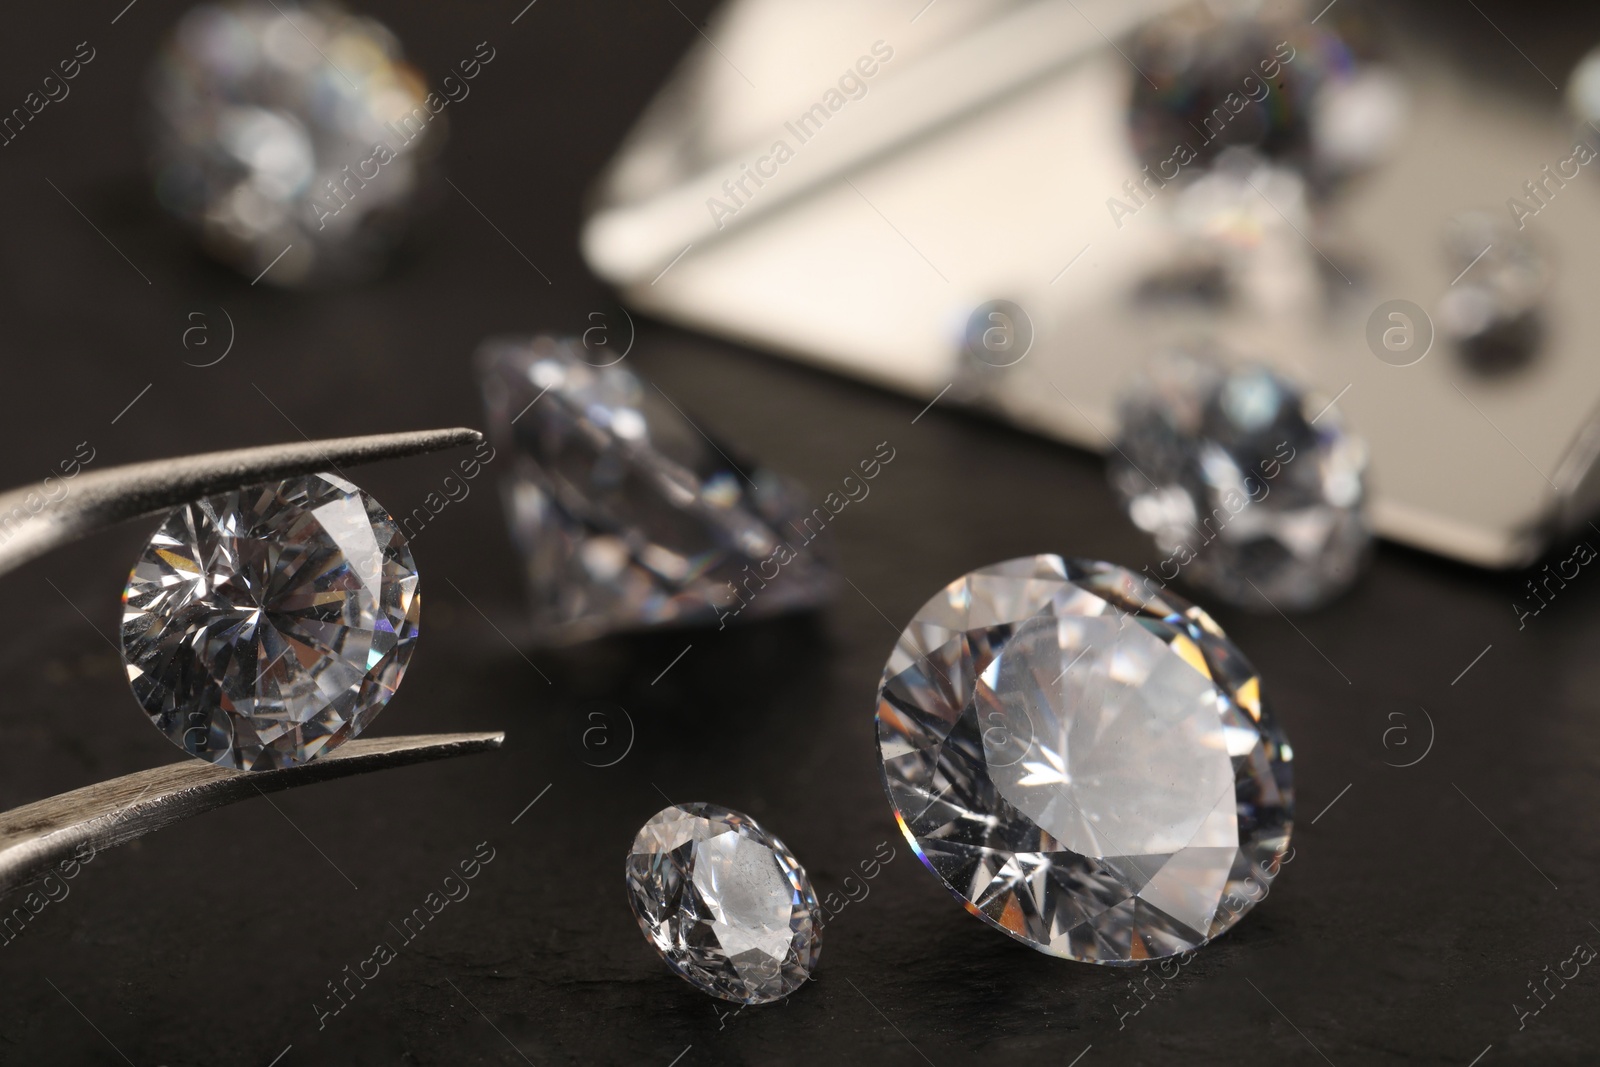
[1111,352,1370,611]
[1437,211,1547,373]
[147,1,441,285]
[626,802,821,1003]
[876,556,1293,962]
[477,336,835,645]
[121,473,420,770]
[1127,3,1401,195]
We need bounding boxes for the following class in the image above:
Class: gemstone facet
[121,473,421,770]
[1111,352,1370,611]
[626,803,821,1003]
[477,336,836,645]
[876,556,1293,963]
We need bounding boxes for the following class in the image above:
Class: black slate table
[0,1,1597,1064]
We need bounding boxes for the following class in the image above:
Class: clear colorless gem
[477,336,835,645]
[147,1,439,285]
[626,803,821,1003]
[1111,352,1370,611]
[121,473,420,770]
[877,556,1293,963]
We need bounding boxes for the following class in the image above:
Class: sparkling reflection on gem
[876,556,1293,963]
[120,473,420,770]
[626,803,821,1003]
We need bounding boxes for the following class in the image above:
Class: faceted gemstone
[477,336,836,646]
[147,2,438,285]
[121,473,420,770]
[1111,352,1370,611]
[626,803,821,1003]
[876,556,1293,963]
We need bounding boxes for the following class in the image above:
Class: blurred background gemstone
[1436,211,1549,374]
[147,0,442,285]
[1110,351,1370,611]
[1126,0,1403,198]
[477,336,836,646]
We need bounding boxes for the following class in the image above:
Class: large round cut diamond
[876,556,1293,963]
[121,473,421,770]
[626,803,821,1003]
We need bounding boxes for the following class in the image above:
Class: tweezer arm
[0,732,504,898]
[0,427,482,580]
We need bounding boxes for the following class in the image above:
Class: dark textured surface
[0,1,1597,1064]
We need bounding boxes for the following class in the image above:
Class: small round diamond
[121,473,421,770]
[876,556,1293,963]
[625,803,821,1003]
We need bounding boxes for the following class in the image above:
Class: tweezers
[0,429,505,896]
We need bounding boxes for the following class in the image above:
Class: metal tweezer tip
[0,732,505,898]
[0,427,483,580]
[0,428,505,897]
